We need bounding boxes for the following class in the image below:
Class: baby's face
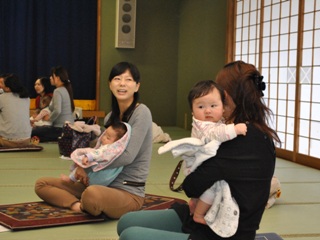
[100,127,119,145]
[192,88,224,123]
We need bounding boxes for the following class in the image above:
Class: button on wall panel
[115,0,136,48]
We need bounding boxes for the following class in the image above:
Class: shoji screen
[233,0,320,167]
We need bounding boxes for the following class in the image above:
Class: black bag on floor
[58,122,91,157]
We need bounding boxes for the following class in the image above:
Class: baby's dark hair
[110,121,127,141]
[187,80,225,109]
[40,95,52,109]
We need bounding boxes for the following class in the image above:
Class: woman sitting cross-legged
[34,62,153,219]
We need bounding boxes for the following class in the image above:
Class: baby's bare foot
[60,174,72,183]
[193,213,207,225]
[70,202,83,212]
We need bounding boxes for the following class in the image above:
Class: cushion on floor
[255,233,283,240]
[0,194,187,230]
[0,145,43,152]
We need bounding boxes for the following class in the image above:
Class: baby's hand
[82,156,89,165]
[43,115,50,121]
[235,123,247,136]
[76,149,86,156]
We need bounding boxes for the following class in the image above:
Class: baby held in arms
[61,121,129,187]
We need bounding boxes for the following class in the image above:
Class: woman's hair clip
[253,75,266,96]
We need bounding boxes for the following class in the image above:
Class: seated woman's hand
[74,166,89,186]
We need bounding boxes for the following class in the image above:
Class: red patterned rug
[0,194,187,230]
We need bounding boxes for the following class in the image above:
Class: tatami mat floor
[0,127,319,240]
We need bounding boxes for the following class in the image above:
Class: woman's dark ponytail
[51,66,75,112]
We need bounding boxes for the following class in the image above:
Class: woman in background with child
[31,66,75,142]
[30,77,54,127]
[34,77,54,111]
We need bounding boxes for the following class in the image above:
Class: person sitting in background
[0,74,32,147]
[32,76,54,116]
[34,77,54,108]
[31,66,75,142]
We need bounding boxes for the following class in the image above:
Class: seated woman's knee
[81,185,103,215]
[81,185,101,201]
[117,211,136,235]
[34,177,46,192]
[119,227,149,240]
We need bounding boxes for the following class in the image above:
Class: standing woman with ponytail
[32,66,75,142]
[0,74,32,147]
